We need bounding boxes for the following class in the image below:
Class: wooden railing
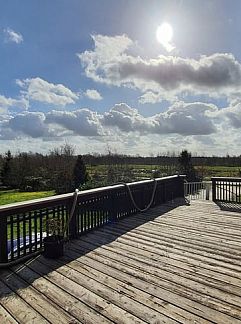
[0,175,185,266]
[212,177,241,203]
[184,181,212,201]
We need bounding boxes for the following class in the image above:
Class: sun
[156,22,173,44]
[156,23,174,51]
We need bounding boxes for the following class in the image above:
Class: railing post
[0,215,8,263]
[212,178,216,202]
[178,175,185,198]
[68,193,79,239]
[206,182,210,200]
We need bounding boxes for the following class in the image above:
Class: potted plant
[43,218,64,259]
[43,189,79,259]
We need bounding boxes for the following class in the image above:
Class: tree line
[0,144,88,194]
[2,144,237,194]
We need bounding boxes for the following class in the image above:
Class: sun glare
[156,23,174,52]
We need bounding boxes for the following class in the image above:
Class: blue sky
[1,0,241,155]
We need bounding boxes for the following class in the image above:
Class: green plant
[47,218,63,238]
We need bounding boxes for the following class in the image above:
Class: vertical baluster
[53,206,56,221]
[61,205,65,234]
[56,206,59,234]
[34,211,38,252]
[228,180,230,202]
[239,181,241,203]
[226,181,228,202]
[87,209,90,231]
[89,206,92,229]
[17,214,20,259]
[223,181,224,201]
[10,215,14,260]
[29,212,32,253]
[222,181,224,201]
[225,181,227,202]
[75,206,79,235]
[231,181,233,202]
[93,211,97,227]
[236,181,238,202]
[39,210,43,249]
[82,209,85,234]
[83,210,86,232]
[79,208,83,234]
[23,213,26,256]
[95,210,98,228]
[229,181,231,202]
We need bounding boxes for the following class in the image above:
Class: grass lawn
[195,165,241,180]
[0,190,55,206]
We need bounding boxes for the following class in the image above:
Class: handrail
[211,177,241,182]
[0,175,183,215]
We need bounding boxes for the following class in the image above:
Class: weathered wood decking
[0,199,241,323]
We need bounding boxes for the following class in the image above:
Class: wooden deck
[1,199,241,323]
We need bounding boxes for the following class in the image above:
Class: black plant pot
[43,235,64,259]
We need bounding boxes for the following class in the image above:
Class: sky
[1,0,241,156]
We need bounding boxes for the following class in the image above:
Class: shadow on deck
[0,198,241,323]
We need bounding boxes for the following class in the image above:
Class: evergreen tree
[178,150,199,181]
[72,155,89,190]
[1,150,13,187]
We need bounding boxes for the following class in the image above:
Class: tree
[178,150,199,181]
[72,155,89,190]
[1,150,13,188]
[49,143,76,194]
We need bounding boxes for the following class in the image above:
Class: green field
[0,190,55,206]
[195,165,241,180]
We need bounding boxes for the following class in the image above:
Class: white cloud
[84,89,103,100]
[78,34,133,85]
[220,101,241,128]
[46,109,103,136]
[16,77,79,106]
[104,102,217,136]
[138,91,165,104]
[78,35,241,102]
[1,101,220,141]
[9,112,51,138]
[2,100,241,156]
[4,28,23,44]
[0,94,28,113]
[104,103,155,133]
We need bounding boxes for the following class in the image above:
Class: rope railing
[124,179,157,212]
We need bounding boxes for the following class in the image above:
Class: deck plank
[0,269,79,324]
[53,254,208,323]
[36,256,175,324]
[1,200,241,323]
[14,262,113,324]
[25,258,145,324]
[0,279,48,323]
[67,241,240,323]
[0,305,18,324]
[71,236,241,321]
